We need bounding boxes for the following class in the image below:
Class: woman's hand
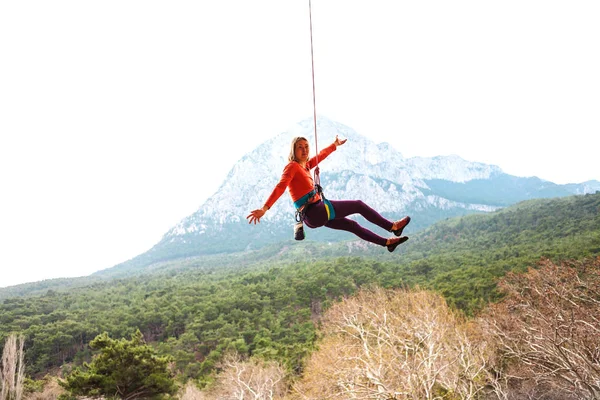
[334,135,347,147]
[246,207,267,224]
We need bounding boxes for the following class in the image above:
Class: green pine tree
[59,330,176,400]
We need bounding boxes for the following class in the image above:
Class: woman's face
[295,139,310,163]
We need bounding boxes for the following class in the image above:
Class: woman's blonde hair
[288,136,309,162]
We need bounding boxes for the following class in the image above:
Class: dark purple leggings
[303,200,393,246]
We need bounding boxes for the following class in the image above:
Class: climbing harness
[294,194,336,224]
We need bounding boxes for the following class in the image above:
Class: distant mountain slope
[388,191,600,261]
[422,174,575,206]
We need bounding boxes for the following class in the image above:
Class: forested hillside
[376,191,600,309]
[1,192,598,389]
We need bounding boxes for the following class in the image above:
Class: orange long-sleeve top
[264,143,337,210]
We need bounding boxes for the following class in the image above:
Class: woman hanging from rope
[246,135,411,252]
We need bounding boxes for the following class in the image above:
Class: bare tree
[482,257,600,400]
[208,353,287,400]
[1,334,25,400]
[180,381,209,400]
[23,377,65,400]
[292,287,495,400]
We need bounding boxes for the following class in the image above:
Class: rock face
[113,117,600,270]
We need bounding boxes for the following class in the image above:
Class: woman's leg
[325,217,388,246]
[329,200,394,231]
[303,199,401,247]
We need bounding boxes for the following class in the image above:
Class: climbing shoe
[387,236,409,252]
[391,216,411,237]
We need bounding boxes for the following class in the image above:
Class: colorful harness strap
[293,189,317,210]
[323,198,336,220]
[294,187,336,222]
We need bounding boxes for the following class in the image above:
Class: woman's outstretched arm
[334,135,347,147]
[308,135,347,169]
[247,162,298,224]
[247,205,268,224]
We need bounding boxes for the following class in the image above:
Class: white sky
[1,1,599,288]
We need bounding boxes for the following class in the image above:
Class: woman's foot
[386,236,409,252]
[391,216,411,237]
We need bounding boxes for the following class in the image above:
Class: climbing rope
[308,0,321,190]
